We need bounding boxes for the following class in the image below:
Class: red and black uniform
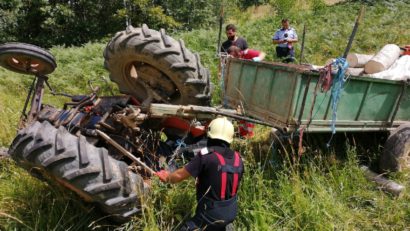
[182,140,244,231]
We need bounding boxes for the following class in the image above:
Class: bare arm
[167,167,192,184]
[259,52,266,61]
[272,39,284,44]
[287,38,298,43]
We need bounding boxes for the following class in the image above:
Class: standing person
[221,24,248,53]
[228,45,266,62]
[272,19,298,63]
[156,117,244,231]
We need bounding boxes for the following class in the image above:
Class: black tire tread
[9,121,145,221]
[379,123,410,172]
[103,24,211,105]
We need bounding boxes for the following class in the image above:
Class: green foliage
[126,0,180,29]
[0,0,183,47]
[0,42,117,146]
[1,145,409,230]
[0,158,100,230]
[237,0,270,9]
[311,0,326,12]
[268,0,327,17]
[0,0,268,47]
[270,0,298,17]
[220,0,410,65]
[0,0,20,42]
[157,0,219,30]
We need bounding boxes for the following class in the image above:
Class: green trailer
[224,59,409,133]
[223,58,410,172]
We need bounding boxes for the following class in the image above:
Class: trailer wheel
[8,121,148,222]
[103,24,211,106]
[379,123,410,172]
[0,42,56,76]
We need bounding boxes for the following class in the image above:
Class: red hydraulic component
[161,117,206,137]
[401,45,410,56]
[238,120,255,138]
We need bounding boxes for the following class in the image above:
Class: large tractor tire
[103,24,211,106]
[8,121,147,222]
[379,123,410,172]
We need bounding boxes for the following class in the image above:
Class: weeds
[0,0,409,230]
[0,132,409,230]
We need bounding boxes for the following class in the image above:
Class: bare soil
[324,0,345,5]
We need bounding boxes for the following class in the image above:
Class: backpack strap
[214,151,242,200]
[232,151,240,196]
[214,151,227,200]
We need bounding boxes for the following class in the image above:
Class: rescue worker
[272,18,298,63]
[156,117,244,231]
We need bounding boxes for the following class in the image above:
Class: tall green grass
[0,158,103,230]
[0,43,118,146]
[0,0,410,230]
[1,146,409,230]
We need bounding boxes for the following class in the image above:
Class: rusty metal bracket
[96,129,156,175]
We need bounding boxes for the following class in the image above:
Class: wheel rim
[0,43,56,76]
[125,62,182,104]
[4,54,45,74]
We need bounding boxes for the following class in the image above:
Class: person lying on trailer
[227,45,266,62]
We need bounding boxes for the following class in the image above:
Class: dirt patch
[249,5,274,20]
[247,1,345,19]
[324,0,345,5]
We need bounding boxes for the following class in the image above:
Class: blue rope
[175,139,187,149]
[327,57,349,147]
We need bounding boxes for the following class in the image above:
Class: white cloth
[272,27,298,48]
[366,55,410,81]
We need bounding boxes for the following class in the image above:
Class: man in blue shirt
[272,19,298,63]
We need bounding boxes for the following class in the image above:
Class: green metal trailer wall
[224,59,409,132]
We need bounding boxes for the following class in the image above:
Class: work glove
[252,57,261,62]
[156,170,170,183]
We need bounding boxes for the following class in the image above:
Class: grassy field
[1,0,410,230]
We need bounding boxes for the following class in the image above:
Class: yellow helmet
[207,117,234,143]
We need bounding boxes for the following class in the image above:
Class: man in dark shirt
[156,117,244,231]
[220,24,248,53]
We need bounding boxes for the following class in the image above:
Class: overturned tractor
[0,25,258,222]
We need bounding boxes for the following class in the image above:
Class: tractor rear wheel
[379,123,410,172]
[8,121,147,222]
[103,24,211,106]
